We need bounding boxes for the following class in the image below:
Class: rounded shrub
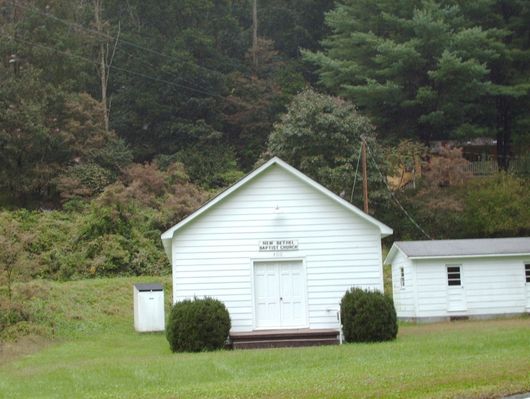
[166,297,231,353]
[340,287,398,343]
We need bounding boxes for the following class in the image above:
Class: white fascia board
[409,252,530,261]
[161,157,280,240]
[272,157,393,238]
[160,156,393,261]
[384,243,407,265]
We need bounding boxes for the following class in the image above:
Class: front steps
[229,328,340,349]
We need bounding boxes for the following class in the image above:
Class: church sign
[259,239,299,252]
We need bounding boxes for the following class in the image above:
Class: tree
[258,0,334,58]
[464,172,530,237]
[459,1,530,169]
[0,65,130,205]
[104,0,247,161]
[267,88,388,208]
[304,0,530,168]
[224,38,304,169]
[0,215,31,300]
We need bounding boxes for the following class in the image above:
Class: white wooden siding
[171,165,383,332]
[412,256,529,318]
[391,251,416,317]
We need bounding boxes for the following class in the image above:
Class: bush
[0,301,30,334]
[340,288,398,343]
[166,297,231,353]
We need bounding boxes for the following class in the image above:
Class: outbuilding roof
[161,157,393,263]
[134,283,164,292]
[385,237,530,264]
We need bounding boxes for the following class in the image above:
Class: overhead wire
[12,1,247,77]
[12,1,228,92]
[3,33,241,105]
[364,141,433,240]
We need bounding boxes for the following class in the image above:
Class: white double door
[254,261,307,329]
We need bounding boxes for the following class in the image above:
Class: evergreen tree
[305,0,530,167]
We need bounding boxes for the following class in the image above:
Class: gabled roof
[385,237,530,264]
[161,157,393,261]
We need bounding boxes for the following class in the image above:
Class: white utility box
[133,283,165,332]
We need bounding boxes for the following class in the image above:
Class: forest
[0,0,529,287]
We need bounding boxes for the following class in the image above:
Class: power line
[12,0,228,92]
[364,141,433,240]
[13,1,246,77]
[3,34,241,104]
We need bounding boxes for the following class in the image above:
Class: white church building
[161,157,392,337]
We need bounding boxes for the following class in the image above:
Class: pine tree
[305,0,530,168]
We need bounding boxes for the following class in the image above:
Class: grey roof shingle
[134,283,164,292]
[395,237,530,258]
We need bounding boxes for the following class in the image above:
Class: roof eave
[384,243,406,265]
[409,252,530,260]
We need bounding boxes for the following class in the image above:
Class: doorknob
[280,297,283,301]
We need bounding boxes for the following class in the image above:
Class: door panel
[446,264,467,312]
[254,263,280,328]
[254,261,306,328]
[279,262,306,327]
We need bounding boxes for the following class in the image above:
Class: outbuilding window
[525,264,530,283]
[400,267,405,288]
[447,265,461,286]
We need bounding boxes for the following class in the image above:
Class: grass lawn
[0,277,529,399]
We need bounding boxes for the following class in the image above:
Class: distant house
[161,157,392,346]
[385,238,530,322]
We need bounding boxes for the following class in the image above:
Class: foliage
[386,140,428,176]
[223,39,300,170]
[170,145,245,188]
[305,0,530,168]
[267,88,389,208]
[340,288,398,343]
[385,139,428,191]
[0,161,206,283]
[166,297,231,353]
[0,215,33,300]
[259,0,333,58]
[0,300,30,335]
[56,163,114,202]
[424,146,471,188]
[0,63,131,205]
[463,173,530,237]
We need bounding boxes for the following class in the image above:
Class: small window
[525,264,530,283]
[400,267,405,288]
[447,265,461,286]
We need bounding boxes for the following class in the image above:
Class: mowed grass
[0,277,529,399]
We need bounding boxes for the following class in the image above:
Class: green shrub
[0,302,30,334]
[340,288,398,343]
[166,297,231,353]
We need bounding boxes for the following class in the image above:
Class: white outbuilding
[385,238,530,322]
[161,157,392,339]
[133,283,165,332]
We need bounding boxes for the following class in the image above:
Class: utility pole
[251,0,258,69]
[94,0,109,132]
[361,139,369,213]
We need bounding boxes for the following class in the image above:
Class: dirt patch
[0,335,52,364]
